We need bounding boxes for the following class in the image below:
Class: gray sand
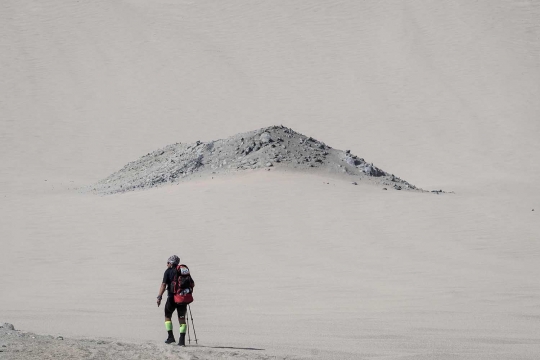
[2,1,539,359]
[0,325,303,360]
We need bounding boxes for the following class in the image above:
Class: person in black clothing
[157,255,188,346]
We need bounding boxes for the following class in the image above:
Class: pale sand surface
[1,1,540,359]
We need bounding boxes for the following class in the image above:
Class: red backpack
[172,264,195,304]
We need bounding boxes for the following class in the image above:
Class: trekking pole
[188,305,198,344]
[186,313,191,345]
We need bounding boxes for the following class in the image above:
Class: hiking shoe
[178,334,186,346]
[164,337,176,344]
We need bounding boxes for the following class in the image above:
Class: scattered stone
[57,336,64,340]
[265,162,273,167]
[352,182,358,185]
[259,132,272,143]
[345,157,356,166]
[382,188,387,190]
[394,185,402,190]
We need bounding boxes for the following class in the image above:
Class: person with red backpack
[156,255,195,346]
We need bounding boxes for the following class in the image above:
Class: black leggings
[164,297,187,319]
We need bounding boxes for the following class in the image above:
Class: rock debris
[88,126,427,195]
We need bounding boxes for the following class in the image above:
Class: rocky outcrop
[89,126,421,194]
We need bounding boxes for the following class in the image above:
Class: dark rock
[394,185,402,190]
[352,182,358,185]
[1,323,15,330]
[382,188,387,190]
[363,165,373,175]
[364,164,386,177]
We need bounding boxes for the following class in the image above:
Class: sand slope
[1,1,539,359]
[1,325,303,360]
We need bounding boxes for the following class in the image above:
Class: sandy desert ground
[1,1,539,359]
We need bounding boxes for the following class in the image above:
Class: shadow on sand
[190,345,264,351]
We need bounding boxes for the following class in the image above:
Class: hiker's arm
[158,283,166,297]
[157,283,166,306]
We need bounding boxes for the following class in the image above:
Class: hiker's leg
[177,305,187,346]
[164,298,175,343]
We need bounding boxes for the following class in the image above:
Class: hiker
[157,255,195,346]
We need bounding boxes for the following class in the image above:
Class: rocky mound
[90,126,421,194]
[0,324,300,360]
